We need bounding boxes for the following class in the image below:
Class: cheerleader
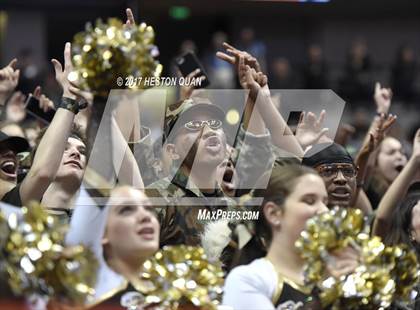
[67,186,160,309]
[222,164,359,309]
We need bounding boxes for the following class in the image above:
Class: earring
[410,231,417,242]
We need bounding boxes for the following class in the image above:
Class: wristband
[59,97,79,114]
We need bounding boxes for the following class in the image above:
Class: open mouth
[137,227,155,240]
[0,160,17,178]
[330,187,351,199]
[204,136,222,153]
[395,164,404,173]
[64,160,82,169]
[223,167,234,183]
[205,136,221,146]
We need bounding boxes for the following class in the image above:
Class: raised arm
[217,43,305,157]
[111,96,144,189]
[216,44,267,136]
[237,55,267,136]
[353,113,396,203]
[0,59,19,107]
[355,83,394,182]
[19,42,89,205]
[373,129,420,238]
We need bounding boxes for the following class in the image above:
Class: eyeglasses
[316,164,357,179]
[184,119,223,131]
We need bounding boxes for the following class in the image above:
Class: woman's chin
[136,243,159,258]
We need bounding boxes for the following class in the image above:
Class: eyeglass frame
[315,163,358,179]
[183,119,223,131]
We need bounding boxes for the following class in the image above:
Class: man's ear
[166,143,180,161]
[263,201,283,229]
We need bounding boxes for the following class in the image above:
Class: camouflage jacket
[146,170,236,247]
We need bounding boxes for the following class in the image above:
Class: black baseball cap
[0,131,30,153]
[164,98,225,141]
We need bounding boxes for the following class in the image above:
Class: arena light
[226,109,240,125]
[169,6,191,20]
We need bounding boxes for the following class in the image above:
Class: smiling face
[279,174,329,243]
[377,137,407,184]
[0,142,18,184]
[54,137,86,187]
[170,110,227,170]
[103,187,160,262]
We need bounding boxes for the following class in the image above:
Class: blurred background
[0,0,420,146]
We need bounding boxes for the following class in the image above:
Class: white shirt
[66,187,126,306]
[223,258,279,310]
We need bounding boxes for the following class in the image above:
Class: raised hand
[32,86,55,112]
[238,55,268,101]
[51,42,76,100]
[370,113,396,150]
[374,82,392,115]
[360,113,397,155]
[125,8,136,26]
[411,129,420,165]
[5,91,26,122]
[295,110,329,149]
[51,43,93,106]
[0,59,20,105]
[216,42,261,73]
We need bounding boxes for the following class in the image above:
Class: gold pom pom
[296,207,420,309]
[71,18,162,97]
[137,245,224,309]
[0,203,98,305]
[48,245,98,305]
